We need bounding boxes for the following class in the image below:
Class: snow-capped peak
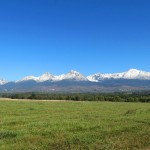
[69,70,80,74]
[127,69,140,72]
[18,72,55,82]
[122,69,141,79]
[38,72,55,82]
[0,79,8,85]
[87,69,150,82]
[56,70,87,81]
[18,76,39,82]
[122,69,150,79]
[13,69,150,83]
[17,70,87,82]
[126,69,141,75]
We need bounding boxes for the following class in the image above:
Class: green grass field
[0,99,150,150]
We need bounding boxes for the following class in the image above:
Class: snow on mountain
[17,76,39,82]
[55,70,87,81]
[3,69,150,84]
[38,72,55,82]
[87,69,150,82]
[122,69,150,79]
[55,74,66,81]
[0,79,8,85]
[17,72,55,82]
[17,70,87,82]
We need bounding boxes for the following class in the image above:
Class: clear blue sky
[0,0,150,80]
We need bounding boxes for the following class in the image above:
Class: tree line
[0,92,150,102]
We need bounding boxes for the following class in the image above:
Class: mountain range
[1,69,150,93]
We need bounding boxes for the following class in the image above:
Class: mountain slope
[1,69,150,93]
[17,69,150,83]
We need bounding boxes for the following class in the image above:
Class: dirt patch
[0,98,69,102]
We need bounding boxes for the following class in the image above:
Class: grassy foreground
[0,100,150,150]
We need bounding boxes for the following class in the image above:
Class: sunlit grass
[0,100,150,150]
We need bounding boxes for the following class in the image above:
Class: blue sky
[0,0,150,80]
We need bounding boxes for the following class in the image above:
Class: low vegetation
[1,91,150,102]
[0,100,150,149]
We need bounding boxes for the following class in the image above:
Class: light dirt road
[0,97,69,102]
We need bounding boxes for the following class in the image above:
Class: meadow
[0,99,150,150]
